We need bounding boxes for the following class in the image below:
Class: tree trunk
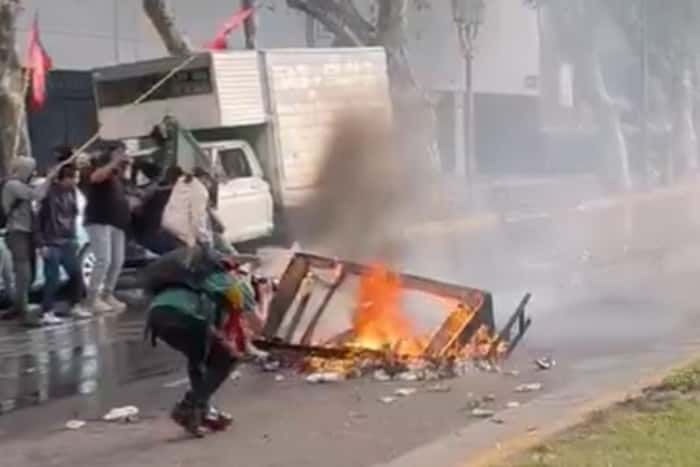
[0,0,27,176]
[582,48,632,190]
[142,0,191,55]
[241,0,257,49]
[671,64,698,175]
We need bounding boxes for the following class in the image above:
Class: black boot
[170,399,206,438]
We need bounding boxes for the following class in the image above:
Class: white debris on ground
[506,401,521,409]
[274,374,286,382]
[230,370,242,381]
[378,396,396,404]
[65,420,86,430]
[471,408,495,418]
[372,369,391,382]
[515,383,543,393]
[305,372,345,384]
[534,357,556,370]
[394,387,417,397]
[103,406,139,422]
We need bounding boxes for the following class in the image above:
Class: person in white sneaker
[38,154,91,321]
[82,142,130,314]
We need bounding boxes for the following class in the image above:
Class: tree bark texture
[142,0,192,55]
[0,0,27,176]
[241,0,257,49]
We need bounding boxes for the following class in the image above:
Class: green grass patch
[505,362,700,467]
[658,360,700,393]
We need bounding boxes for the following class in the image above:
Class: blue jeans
[42,241,83,312]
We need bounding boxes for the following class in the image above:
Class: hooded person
[2,156,59,326]
[145,263,266,438]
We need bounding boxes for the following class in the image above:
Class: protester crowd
[0,140,229,328]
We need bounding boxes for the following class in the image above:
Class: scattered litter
[103,406,139,422]
[163,377,189,389]
[464,399,482,410]
[579,250,592,263]
[474,360,501,373]
[65,420,86,430]
[230,370,242,381]
[379,396,396,404]
[506,401,521,409]
[262,360,281,372]
[423,369,441,381]
[535,357,556,371]
[504,369,520,377]
[23,367,37,374]
[397,371,420,382]
[475,361,494,372]
[395,387,417,397]
[515,383,543,393]
[491,417,505,425]
[306,372,345,384]
[482,394,496,403]
[372,369,392,382]
[471,408,495,418]
[426,383,451,393]
[274,374,285,382]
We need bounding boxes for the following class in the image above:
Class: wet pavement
[2,185,700,466]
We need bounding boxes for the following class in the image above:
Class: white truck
[92,48,392,244]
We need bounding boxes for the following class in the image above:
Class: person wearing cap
[145,267,265,438]
[1,155,60,327]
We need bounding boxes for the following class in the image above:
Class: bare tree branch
[286,0,371,46]
[242,0,257,49]
[143,0,192,55]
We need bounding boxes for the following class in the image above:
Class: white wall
[471,0,540,96]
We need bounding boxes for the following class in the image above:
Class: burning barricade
[254,253,532,382]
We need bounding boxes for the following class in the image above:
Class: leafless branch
[142,0,192,55]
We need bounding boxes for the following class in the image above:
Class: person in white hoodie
[161,170,212,249]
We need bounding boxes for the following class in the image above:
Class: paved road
[2,185,700,467]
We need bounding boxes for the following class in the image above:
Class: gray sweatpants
[85,224,125,302]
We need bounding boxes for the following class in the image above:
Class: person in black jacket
[38,162,91,319]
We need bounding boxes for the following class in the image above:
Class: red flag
[207,6,255,50]
[26,14,53,111]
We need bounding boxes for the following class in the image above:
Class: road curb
[465,350,700,467]
[372,334,700,467]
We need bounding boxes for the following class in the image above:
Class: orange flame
[350,264,425,356]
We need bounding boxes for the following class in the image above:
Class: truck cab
[199,139,274,243]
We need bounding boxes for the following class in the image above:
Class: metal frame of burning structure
[255,252,532,379]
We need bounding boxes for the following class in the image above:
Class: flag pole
[12,67,31,159]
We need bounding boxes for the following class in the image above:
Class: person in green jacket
[146,269,265,437]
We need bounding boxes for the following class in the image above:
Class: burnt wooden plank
[262,255,310,339]
[296,252,487,302]
[300,270,347,346]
